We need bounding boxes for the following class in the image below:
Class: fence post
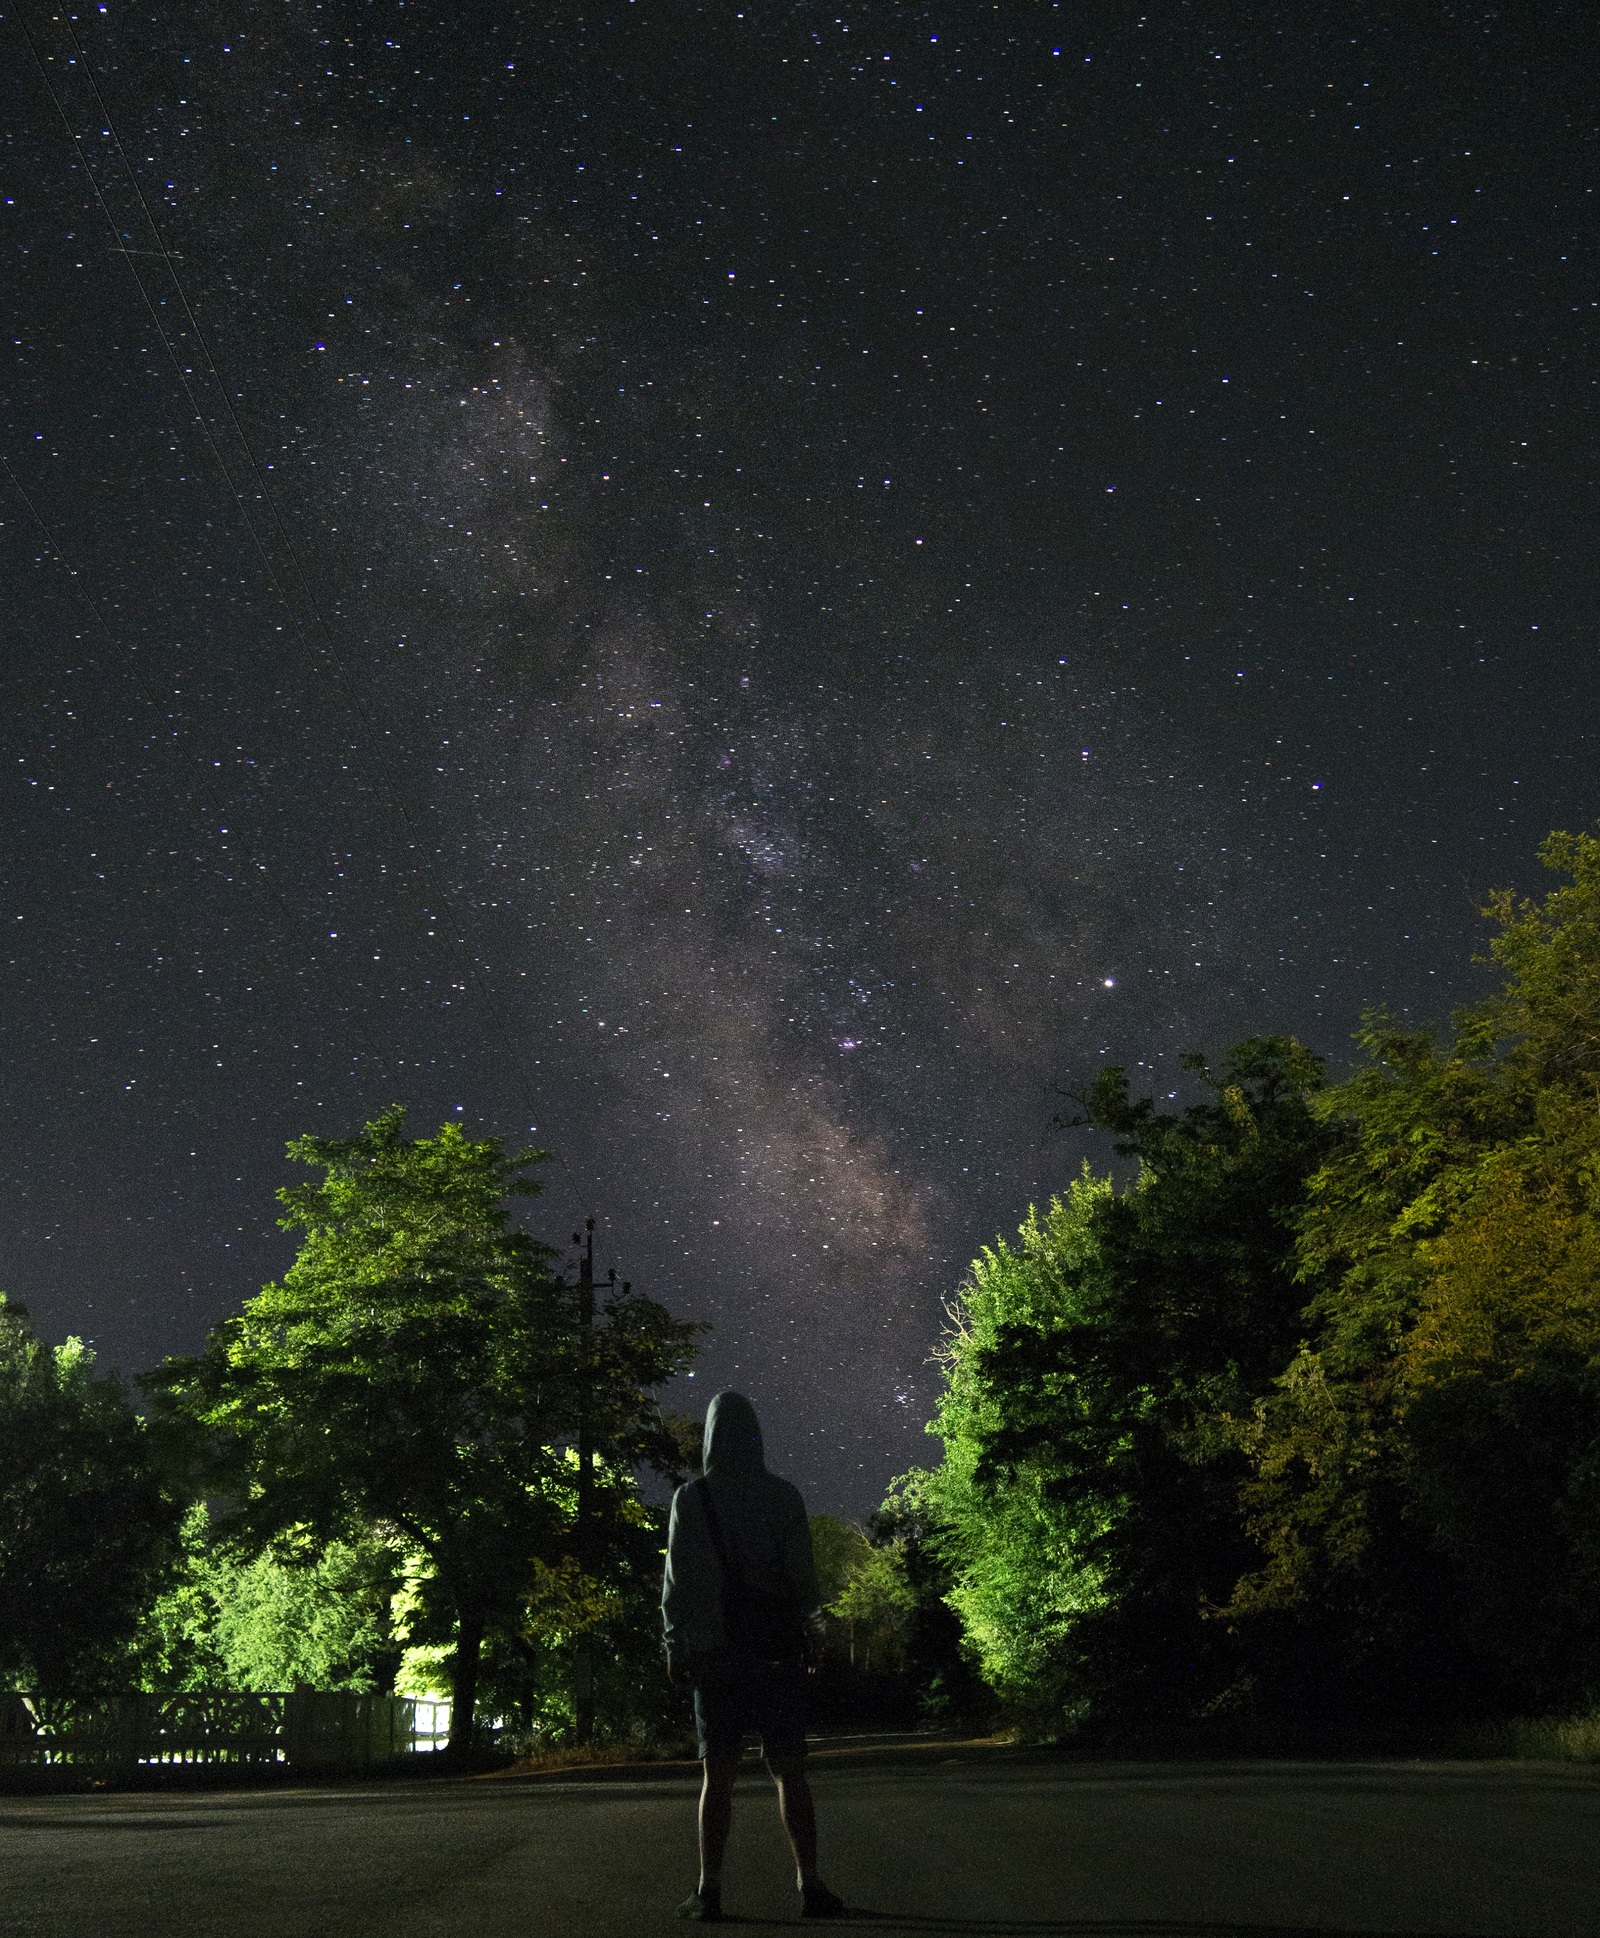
[283,1686,309,1768]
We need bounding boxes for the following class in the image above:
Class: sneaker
[678,1885,723,1921]
[801,1881,848,1918]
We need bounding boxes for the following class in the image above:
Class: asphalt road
[2,1743,1598,1938]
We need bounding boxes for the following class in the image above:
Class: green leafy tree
[148,1109,699,1748]
[919,828,1600,1737]
[136,1505,403,1693]
[920,1178,1113,1717]
[1233,830,1600,1720]
[829,1538,915,1674]
[869,1470,991,1724]
[810,1514,873,1611]
[518,1465,687,1749]
[388,1453,691,1752]
[924,1038,1332,1733]
[0,1299,182,1690]
[808,1514,915,1674]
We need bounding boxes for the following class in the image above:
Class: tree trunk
[573,1633,596,1743]
[448,1612,484,1757]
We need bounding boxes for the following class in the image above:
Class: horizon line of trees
[1,1110,703,1752]
[905,826,1600,1744]
[0,1111,924,1751]
[4,825,1599,1751]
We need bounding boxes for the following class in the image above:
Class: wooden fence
[0,1690,452,1773]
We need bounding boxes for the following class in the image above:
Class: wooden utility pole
[567,1220,630,1743]
[573,1217,596,1742]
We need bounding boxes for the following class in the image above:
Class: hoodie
[661,1390,821,1668]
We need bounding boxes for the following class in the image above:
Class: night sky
[3,2,1596,1512]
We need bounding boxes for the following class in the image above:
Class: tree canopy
[0,1298,181,1691]
[134,1505,403,1695]
[1231,827,1600,1722]
[912,828,1600,1742]
[148,1107,699,1745]
[921,1038,1330,1732]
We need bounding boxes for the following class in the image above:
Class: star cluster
[2,2,1595,1508]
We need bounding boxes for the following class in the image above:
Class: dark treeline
[0,1111,701,1754]
[0,1112,922,1754]
[4,829,1599,1753]
[912,828,1600,1746]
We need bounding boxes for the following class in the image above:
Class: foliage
[920,1179,1112,1713]
[135,1505,403,1693]
[868,1470,992,1723]
[146,1108,699,1745]
[1231,829,1600,1720]
[922,1038,1333,1732]
[381,1473,687,1752]
[0,1299,183,1691]
[810,1513,872,1609]
[920,827,1600,1741]
[829,1537,916,1673]
[810,1513,916,1674]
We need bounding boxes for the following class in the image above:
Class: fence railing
[0,1690,452,1773]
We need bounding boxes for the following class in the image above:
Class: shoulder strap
[695,1476,742,1592]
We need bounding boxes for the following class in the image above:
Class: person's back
[662,1391,846,1922]
[663,1391,817,1663]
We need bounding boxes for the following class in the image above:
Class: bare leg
[764,1753,817,1880]
[698,1749,739,1886]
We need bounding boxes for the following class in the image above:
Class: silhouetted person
[662,1389,846,1921]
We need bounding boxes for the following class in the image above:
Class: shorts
[692,1656,808,1761]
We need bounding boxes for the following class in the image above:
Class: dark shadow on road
[0,1813,227,1831]
[717,1919,1479,1937]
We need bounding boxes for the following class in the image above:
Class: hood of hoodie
[702,1390,766,1480]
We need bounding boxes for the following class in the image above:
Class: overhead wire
[14,6,598,1227]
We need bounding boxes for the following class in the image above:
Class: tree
[829,1537,915,1675]
[918,827,1600,1738]
[135,1506,403,1694]
[923,1038,1332,1734]
[919,1178,1114,1720]
[868,1470,991,1725]
[808,1514,914,1674]
[0,1298,182,1690]
[1232,830,1600,1721]
[148,1109,699,1750]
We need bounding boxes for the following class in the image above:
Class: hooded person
[662,1390,846,1922]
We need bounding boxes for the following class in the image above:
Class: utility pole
[573,1217,596,1743]
[567,1219,630,1744]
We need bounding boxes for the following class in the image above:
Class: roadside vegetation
[911,827,1600,1751]
[4,828,1600,1759]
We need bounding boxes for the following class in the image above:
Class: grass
[494,1740,697,1778]
[1476,1714,1600,1763]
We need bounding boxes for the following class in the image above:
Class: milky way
[4,3,1596,1508]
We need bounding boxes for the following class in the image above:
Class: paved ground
[2,1742,1598,1938]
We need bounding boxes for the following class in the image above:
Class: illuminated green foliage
[922,829,1600,1738]
[147,1107,698,1745]
[921,1040,1333,1732]
[135,1504,401,1693]
[809,1513,917,1673]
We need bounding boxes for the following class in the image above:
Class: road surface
[2,1741,1597,1937]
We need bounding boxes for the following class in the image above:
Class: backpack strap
[695,1476,741,1595]
[693,1477,803,1666]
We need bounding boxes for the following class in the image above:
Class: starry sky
[3,1,1596,1512]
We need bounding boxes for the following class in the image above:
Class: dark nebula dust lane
[2,2,1596,1508]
